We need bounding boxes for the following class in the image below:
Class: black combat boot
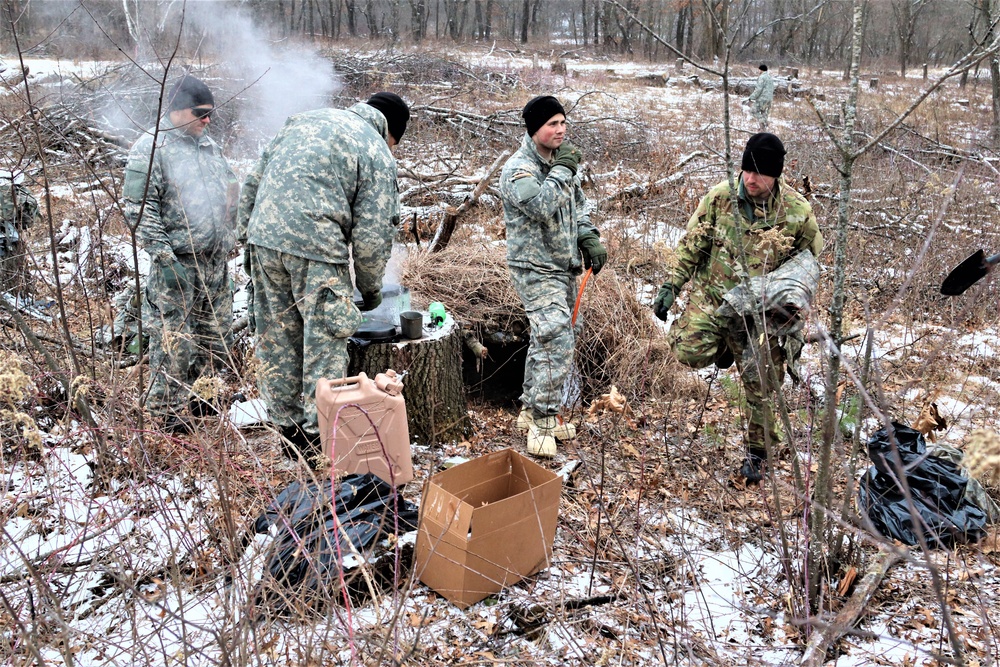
[278,424,322,466]
[739,447,767,484]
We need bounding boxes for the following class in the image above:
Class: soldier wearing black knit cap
[652,132,823,484]
[498,94,607,458]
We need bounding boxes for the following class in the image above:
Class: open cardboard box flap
[414,448,561,608]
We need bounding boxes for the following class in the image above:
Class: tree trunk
[348,316,471,446]
[520,0,530,42]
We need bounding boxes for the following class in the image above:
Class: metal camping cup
[400,311,423,339]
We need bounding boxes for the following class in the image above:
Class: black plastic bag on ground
[857,422,987,547]
[254,473,419,606]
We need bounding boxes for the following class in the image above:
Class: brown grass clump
[401,243,695,401]
[964,429,1000,488]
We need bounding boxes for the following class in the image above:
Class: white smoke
[186,5,342,150]
[90,3,342,153]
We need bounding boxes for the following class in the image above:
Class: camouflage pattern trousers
[668,304,784,450]
[249,245,362,438]
[144,252,233,417]
[752,100,772,129]
[509,266,579,418]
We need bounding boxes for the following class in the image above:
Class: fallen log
[799,546,903,667]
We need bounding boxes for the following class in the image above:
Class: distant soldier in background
[499,95,607,458]
[653,133,822,484]
[0,171,40,296]
[238,92,409,463]
[748,64,775,129]
[123,74,239,434]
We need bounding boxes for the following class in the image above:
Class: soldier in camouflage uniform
[238,92,409,462]
[123,75,239,434]
[748,64,775,130]
[500,95,607,458]
[653,133,822,483]
[0,172,40,296]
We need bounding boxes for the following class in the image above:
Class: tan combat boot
[517,408,576,441]
[527,416,558,458]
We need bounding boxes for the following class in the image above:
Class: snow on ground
[2,48,999,666]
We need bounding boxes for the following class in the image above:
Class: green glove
[653,284,677,321]
[361,290,382,312]
[552,141,582,176]
[160,257,189,291]
[242,246,252,277]
[578,233,607,275]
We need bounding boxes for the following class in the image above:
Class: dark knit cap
[522,95,566,137]
[366,92,410,141]
[741,132,786,178]
[167,75,214,111]
[759,63,768,72]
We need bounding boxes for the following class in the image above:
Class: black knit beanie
[759,63,768,72]
[741,132,785,178]
[522,95,566,137]
[366,92,410,142]
[167,75,214,111]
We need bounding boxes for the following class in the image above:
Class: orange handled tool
[572,267,593,325]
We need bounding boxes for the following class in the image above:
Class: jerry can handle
[324,372,369,390]
[375,369,404,396]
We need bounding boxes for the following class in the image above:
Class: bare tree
[892,0,931,76]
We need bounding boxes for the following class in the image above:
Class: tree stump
[348,314,471,446]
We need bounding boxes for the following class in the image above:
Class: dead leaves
[587,385,630,419]
[836,566,858,597]
[911,402,947,442]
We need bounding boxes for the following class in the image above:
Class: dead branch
[799,547,903,667]
[427,149,510,252]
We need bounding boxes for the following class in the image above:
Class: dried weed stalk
[964,428,1000,488]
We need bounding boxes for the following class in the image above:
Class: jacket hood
[348,102,391,142]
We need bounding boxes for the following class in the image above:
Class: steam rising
[95,3,341,154]
[192,7,341,148]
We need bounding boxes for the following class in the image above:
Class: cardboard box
[414,449,561,608]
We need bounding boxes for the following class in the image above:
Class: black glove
[740,448,767,484]
[160,257,189,291]
[361,290,382,312]
[652,284,677,321]
[242,247,252,277]
[552,141,582,176]
[578,233,607,275]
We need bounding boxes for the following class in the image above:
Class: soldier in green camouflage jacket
[123,75,239,433]
[238,92,409,463]
[0,172,40,296]
[653,133,822,483]
[500,95,607,458]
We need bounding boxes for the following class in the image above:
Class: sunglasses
[190,106,214,119]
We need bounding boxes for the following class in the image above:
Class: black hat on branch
[167,75,214,111]
[741,132,786,178]
[366,92,410,142]
[522,95,566,137]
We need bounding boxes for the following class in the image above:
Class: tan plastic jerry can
[315,370,413,486]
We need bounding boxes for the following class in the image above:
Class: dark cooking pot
[352,318,397,343]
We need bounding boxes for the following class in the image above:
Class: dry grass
[402,243,694,402]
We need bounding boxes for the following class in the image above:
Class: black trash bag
[857,422,987,548]
[255,474,419,598]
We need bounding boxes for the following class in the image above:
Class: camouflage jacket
[124,117,238,262]
[238,103,399,298]
[750,72,775,106]
[664,176,822,311]
[500,133,597,274]
[0,179,39,244]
